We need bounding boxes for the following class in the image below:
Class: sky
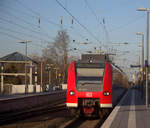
[0,0,150,79]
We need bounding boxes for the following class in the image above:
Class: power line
[1,0,92,47]
[84,0,100,25]
[0,31,23,41]
[1,10,38,28]
[0,15,86,51]
[14,0,89,42]
[102,23,111,44]
[0,10,54,40]
[0,26,50,43]
[0,5,36,19]
[84,0,108,44]
[0,17,54,41]
[0,31,46,48]
[110,14,145,32]
[15,0,62,27]
[84,0,111,44]
[55,0,101,44]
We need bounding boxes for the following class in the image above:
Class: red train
[66,54,129,117]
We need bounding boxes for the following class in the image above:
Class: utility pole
[46,64,51,85]
[137,7,149,108]
[141,34,144,98]
[146,10,149,107]
[136,32,145,97]
[40,60,43,92]
[18,40,32,94]
[49,68,52,85]
[0,63,4,93]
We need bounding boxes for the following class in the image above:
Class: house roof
[0,52,38,64]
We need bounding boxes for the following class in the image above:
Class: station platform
[0,92,48,101]
[0,93,33,100]
[102,88,150,128]
[0,90,66,114]
[0,90,64,101]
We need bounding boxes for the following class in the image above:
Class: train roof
[75,54,125,75]
[75,54,109,68]
[78,54,110,63]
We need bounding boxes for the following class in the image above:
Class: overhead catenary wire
[2,10,53,39]
[110,14,145,32]
[0,26,51,43]
[14,0,89,42]
[1,6,86,42]
[0,17,54,41]
[0,6,57,44]
[55,0,101,44]
[84,0,100,26]
[0,12,86,51]
[0,5,36,19]
[84,0,110,48]
[1,10,39,28]
[0,10,54,40]
[84,0,104,43]
[15,0,62,27]
[0,31,23,41]
[0,31,46,48]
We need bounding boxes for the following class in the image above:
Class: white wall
[36,85,42,92]
[11,85,42,94]
[62,84,67,90]
[11,85,25,94]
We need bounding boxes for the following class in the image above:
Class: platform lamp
[137,7,150,108]
[18,40,32,94]
[136,32,144,98]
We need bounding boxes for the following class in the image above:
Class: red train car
[66,54,128,117]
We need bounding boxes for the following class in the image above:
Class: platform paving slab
[102,88,150,128]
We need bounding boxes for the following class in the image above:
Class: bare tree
[42,29,70,83]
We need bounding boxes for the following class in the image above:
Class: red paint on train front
[66,61,113,107]
[100,62,112,105]
[66,62,77,105]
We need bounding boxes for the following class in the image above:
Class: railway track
[60,109,111,128]
[60,117,104,128]
[0,99,66,126]
[0,91,127,128]
[59,91,127,128]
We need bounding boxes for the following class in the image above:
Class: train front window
[76,68,104,92]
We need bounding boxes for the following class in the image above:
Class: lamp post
[46,64,53,85]
[53,67,59,86]
[19,40,32,94]
[137,7,150,107]
[136,32,144,97]
[0,63,4,93]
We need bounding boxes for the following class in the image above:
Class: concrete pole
[18,40,31,93]
[29,62,32,86]
[34,66,37,93]
[142,34,144,98]
[1,65,4,93]
[56,69,58,79]
[40,61,43,92]
[142,34,144,75]
[25,42,28,94]
[146,11,149,108]
[49,69,51,85]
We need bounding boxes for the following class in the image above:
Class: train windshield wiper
[80,82,93,86]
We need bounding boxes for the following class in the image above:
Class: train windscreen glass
[76,68,104,92]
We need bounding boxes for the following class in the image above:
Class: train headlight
[103,91,110,96]
[69,91,75,96]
